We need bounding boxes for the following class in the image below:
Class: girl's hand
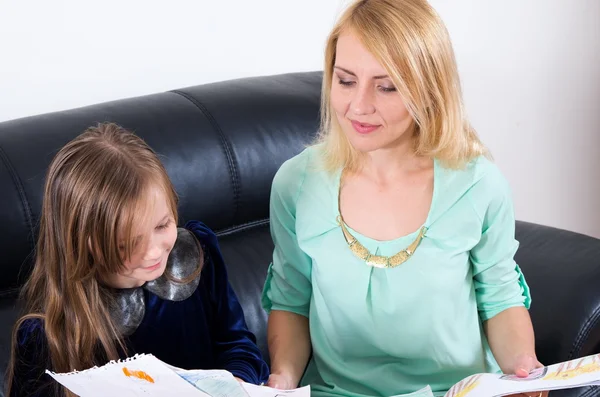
[266,372,296,389]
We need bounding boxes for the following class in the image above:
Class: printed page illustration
[176,368,248,397]
[442,353,600,397]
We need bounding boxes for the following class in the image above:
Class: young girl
[5,123,269,397]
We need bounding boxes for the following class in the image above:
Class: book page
[47,354,311,397]
[176,368,248,397]
[444,353,600,397]
[242,382,311,397]
[47,354,206,397]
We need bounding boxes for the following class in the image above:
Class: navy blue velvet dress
[9,221,270,397]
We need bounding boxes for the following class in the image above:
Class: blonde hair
[316,0,488,171]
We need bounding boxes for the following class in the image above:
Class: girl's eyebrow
[156,214,169,225]
[124,214,171,244]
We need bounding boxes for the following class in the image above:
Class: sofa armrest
[515,221,600,365]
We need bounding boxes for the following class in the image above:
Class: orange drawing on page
[543,354,600,381]
[446,374,482,397]
[122,367,155,383]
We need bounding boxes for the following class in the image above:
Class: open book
[47,353,600,397]
[442,353,600,397]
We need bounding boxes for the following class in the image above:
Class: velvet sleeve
[185,220,270,385]
[8,318,56,397]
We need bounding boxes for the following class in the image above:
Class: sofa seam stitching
[568,304,600,359]
[216,219,269,237]
[170,90,240,220]
[580,385,599,397]
[0,143,35,253]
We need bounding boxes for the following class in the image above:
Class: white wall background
[1,0,598,238]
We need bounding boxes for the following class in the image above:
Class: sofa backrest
[2,72,600,397]
[0,71,323,367]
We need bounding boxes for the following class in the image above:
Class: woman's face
[330,31,414,154]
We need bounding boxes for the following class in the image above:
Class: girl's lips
[143,261,161,271]
[351,120,380,134]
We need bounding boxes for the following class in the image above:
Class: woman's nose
[351,86,375,115]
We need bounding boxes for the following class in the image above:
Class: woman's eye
[338,79,355,87]
[379,86,397,93]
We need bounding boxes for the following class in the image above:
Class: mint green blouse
[261,146,531,397]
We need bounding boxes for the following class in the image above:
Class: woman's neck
[360,140,425,186]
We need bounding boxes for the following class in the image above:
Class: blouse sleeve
[261,153,313,318]
[468,167,532,322]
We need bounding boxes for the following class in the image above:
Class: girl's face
[105,185,177,289]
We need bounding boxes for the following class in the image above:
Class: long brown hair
[316,0,488,171]
[6,123,179,397]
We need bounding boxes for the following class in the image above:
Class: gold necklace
[337,169,428,268]
[337,215,427,268]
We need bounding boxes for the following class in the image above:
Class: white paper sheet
[47,354,204,397]
[47,354,311,397]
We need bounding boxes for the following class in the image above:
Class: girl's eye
[156,220,171,230]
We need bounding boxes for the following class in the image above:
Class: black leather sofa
[1,72,599,397]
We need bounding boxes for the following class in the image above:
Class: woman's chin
[347,137,386,154]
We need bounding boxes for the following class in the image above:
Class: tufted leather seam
[216,219,270,237]
[0,144,35,252]
[170,90,241,220]
[568,305,600,359]
[580,386,599,397]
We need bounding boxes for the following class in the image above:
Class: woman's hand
[508,353,544,378]
[266,372,296,389]
[504,354,548,397]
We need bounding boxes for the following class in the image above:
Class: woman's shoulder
[431,155,512,221]
[273,145,320,182]
[438,155,510,195]
[464,155,512,201]
[271,145,330,201]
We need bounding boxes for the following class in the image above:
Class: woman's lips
[351,120,380,134]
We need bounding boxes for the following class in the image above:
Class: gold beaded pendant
[337,215,427,268]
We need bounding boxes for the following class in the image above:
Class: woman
[261,1,546,396]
